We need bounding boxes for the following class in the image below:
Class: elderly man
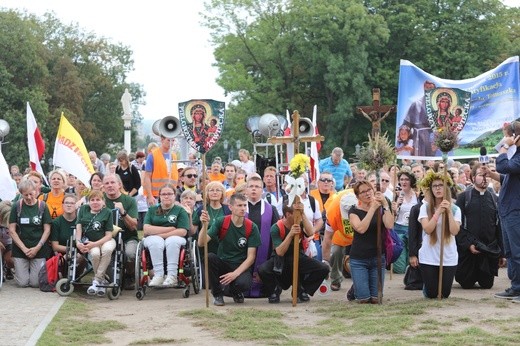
[103,173,139,290]
[89,151,106,174]
[319,147,352,191]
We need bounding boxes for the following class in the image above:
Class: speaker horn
[258,113,281,137]
[298,117,314,136]
[158,116,181,138]
[152,120,161,136]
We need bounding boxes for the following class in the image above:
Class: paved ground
[0,278,64,346]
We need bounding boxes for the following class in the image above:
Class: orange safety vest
[309,188,335,241]
[327,190,354,247]
[147,148,178,197]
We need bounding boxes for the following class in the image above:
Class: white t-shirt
[395,193,418,227]
[418,202,461,266]
[240,160,256,175]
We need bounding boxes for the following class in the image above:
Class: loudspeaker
[156,116,181,138]
[298,117,314,136]
[258,113,280,137]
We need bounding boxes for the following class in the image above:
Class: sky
[1,1,229,121]
[1,0,519,122]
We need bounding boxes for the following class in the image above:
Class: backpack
[218,215,253,241]
[276,219,309,253]
[38,253,64,292]
[385,228,404,267]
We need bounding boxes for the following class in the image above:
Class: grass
[129,337,190,345]
[37,299,125,346]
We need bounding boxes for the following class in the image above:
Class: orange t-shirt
[39,191,65,219]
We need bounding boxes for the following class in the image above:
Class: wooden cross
[357,88,395,138]
[267,110,324,307]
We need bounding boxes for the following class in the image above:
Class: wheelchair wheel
[191,240,201,294]
[183,287,190,298]
[135,241,148,298]
[136,287,145,300]
[0,251,3,289]
[107,283,121,300]
[56,278,74,296]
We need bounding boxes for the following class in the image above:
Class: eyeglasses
[319,178,333,183]
[184,174,198,179]
[431,184,444,190]
[160,192,175,196]
[208,189,222,193]
[381,179,390,183]
[399,177,410,181]
[358,189,373,195]
[63,202,76,206]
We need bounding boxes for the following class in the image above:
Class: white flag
[0,151,17,201]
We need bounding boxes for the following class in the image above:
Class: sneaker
[148,275,164,287]
[494,288,520,299]
[87,279,99,295]
[298,291,310,303]
[96,281,108,297]
[331,282,341,291]
[233,292,245,304]
[162,275,178,287]
[5,267,14,280]
[512,296,520,304]
[213,295,225,306]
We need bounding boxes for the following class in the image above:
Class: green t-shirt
[51,216,76,247]
[203,206,225,255]
[208,216,261,264]
[271,222,304,255]
[144,204,190,230]
[76,206,114,242]
[104,193,138,242]
[9,201,52,258]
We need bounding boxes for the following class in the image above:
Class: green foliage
[0,10,143,170]
[204,0,519,158]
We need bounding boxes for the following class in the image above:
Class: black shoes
[268,292,280,303]
[298,291,310,303]
[213,295,225,306]
[233,292,245,304]
[5,267,14,280]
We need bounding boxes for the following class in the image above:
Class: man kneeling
[259,202,330,303]
[198,193,261,306]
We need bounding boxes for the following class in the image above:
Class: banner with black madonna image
[178,99,225,154]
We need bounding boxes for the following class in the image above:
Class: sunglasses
[319,178,333,183]
[381,179,390,183]
[184,174,198,179]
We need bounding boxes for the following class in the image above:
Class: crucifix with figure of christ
[267,110,324,307]
[357,88,396,137]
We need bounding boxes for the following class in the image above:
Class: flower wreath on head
[285,153,310,206]
[418,170,454,191]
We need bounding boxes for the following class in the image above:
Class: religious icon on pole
[178,99,225,154]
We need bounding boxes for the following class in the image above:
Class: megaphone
[298,117,314,136]
[152,120,161,136]
[258,113,280,137]
[158,116,181,138]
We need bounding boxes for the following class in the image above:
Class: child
[396,125,414,156]
[76,190,115,296]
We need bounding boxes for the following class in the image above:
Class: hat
[177,163,187,170]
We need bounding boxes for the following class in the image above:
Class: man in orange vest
[309,171,336,261]
[143,136,178,206]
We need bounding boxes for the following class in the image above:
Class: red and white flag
[27,102,46,179]
[309,105,322,183]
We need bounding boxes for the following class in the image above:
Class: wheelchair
[134,236,201,300]
[55,230,125,300]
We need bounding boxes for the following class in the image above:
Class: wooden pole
[438,163,448,299]
[201,153,210,307]
[291,111,301,307]
[376,172,383,304]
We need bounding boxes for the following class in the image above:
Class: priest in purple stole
[245,175,280,297]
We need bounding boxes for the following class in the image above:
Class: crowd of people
[1,126,519,307]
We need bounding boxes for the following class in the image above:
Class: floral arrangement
[433,126,459,153]
[285,153,310,205]
[418,170,454,191]
[289,153,310,178]
[357,133,396,171]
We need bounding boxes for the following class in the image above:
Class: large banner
[53,114,95,187]
[396,57,520,160]
[178,99,225,154]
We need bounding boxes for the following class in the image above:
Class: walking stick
[376,173,383,304]
[201,153,210,307]
[438,164,448,300]
[292,196,302,307]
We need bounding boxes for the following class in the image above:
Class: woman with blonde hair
[199,181,230,254]
[115,151,141,197]
[41,170,67,219]
[418,171,461,298]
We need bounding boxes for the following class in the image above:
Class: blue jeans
[500,210,520,292]
[350,255,386,300]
